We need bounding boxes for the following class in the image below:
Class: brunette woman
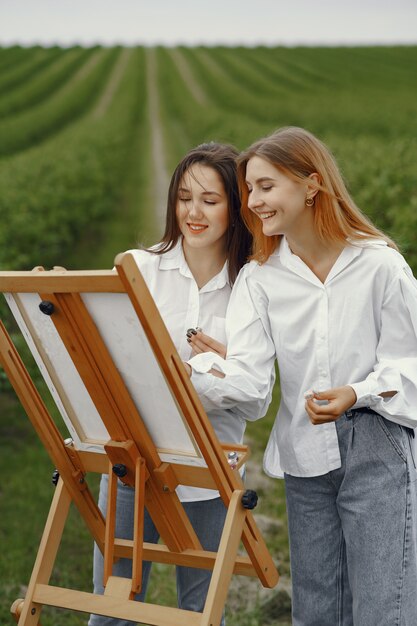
[89,142,252,626]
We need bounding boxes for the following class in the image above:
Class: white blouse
[128,240,246,500]
[189,237,417,478]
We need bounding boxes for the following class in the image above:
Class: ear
[306,172,320,199]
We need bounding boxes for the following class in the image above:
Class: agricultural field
[0,44,416,626]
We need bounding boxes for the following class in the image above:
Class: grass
[0,333,286,626]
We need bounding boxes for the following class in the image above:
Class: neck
[286,228,345,283]
[182,240,227,289]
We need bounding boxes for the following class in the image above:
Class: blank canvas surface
[81,292,201,461]
[5,292,110,452]
[5,291,202,463]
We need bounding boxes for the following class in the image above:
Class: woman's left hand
[187,329,227,358]
[305,386,357,425]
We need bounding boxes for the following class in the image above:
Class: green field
[0,44,416,625]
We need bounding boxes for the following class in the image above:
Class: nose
[247,189,263,211]
[187,199,204,219]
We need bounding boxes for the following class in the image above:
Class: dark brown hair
[151,142,252,284]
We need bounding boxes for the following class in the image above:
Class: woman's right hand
[187,329,227,358]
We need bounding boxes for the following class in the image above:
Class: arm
[308,263,417,428]
[188,265,276,422]
[350,263,417,428]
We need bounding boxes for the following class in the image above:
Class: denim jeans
[88,474,227,626]
[284,409,417,626]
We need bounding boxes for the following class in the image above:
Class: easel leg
[103,463,117,586]
[102,457,146,598]
[132,457,146,596]
[14,478,71,626]
[200,490,246,626]
[11,599,43,626]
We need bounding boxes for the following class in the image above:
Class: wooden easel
[0,252,279,626]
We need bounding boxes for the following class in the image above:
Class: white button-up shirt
[189,237,417,478]
[128,240,246,499]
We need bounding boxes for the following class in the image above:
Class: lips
[187,223,208,233]
[257,211,277,220]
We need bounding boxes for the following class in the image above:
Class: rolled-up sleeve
[350,264,417,428]
[189,264,276,422]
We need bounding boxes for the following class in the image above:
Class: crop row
[0,47,147,273]
[0,47,119,156]
[0,47,94,118]
[0,47,62,93]
[0,45,35,71]
[155,46,417,271]
[0,45,416,276]
[1,44,416,154]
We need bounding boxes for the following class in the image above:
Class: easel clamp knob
[39,300,55,316]
[112,463,128,478]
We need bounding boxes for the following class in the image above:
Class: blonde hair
[237,127,397,263]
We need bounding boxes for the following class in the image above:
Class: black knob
[52,469,60,486]
[242,489,258,510]
[39,301,55,316]
[112,464,127,478]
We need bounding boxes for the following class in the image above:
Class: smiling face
[176,163,229,255]
[246,156,315,239]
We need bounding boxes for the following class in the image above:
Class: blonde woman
[188,127,417,625]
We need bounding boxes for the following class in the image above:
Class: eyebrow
[178,186,222,197]
[246,176,275,184]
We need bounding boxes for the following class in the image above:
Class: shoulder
[356,241,410,277]
[234,260,267,293]
[237,252,282,289]
[231,261,270,311]
[236,259,259,281]
[353,243,417,307]
[122,248,161,276]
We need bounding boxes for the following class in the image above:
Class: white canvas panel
[81,293,200,460]
[4,291,201,462]
[5,292,109,453]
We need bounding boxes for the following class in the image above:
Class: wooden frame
[0,253,279,626]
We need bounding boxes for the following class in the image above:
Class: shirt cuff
[188,352,226,374]
[189,368,212,395]
[349,380,379,408]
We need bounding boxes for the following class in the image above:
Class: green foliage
[0,386,100,626]
[0,47,146,271]
[0,47,62,93]
[0,47,119,156]
[0,48,93,119]
[0,44,416,625]
[156,46,267,167]
[0,46,34,72]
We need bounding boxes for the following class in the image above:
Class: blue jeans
[88,474,227,626]
[284,409,417,626]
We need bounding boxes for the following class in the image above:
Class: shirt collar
[158,238,230,290]
[158,239,192,278]
[201,259,230,292]
[277,236,366,287]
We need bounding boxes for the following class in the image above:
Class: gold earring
[305,197,314,207]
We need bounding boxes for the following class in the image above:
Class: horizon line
[1,39,417,48]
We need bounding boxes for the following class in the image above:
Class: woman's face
[246,156,312,238]
[176,164,229,254]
